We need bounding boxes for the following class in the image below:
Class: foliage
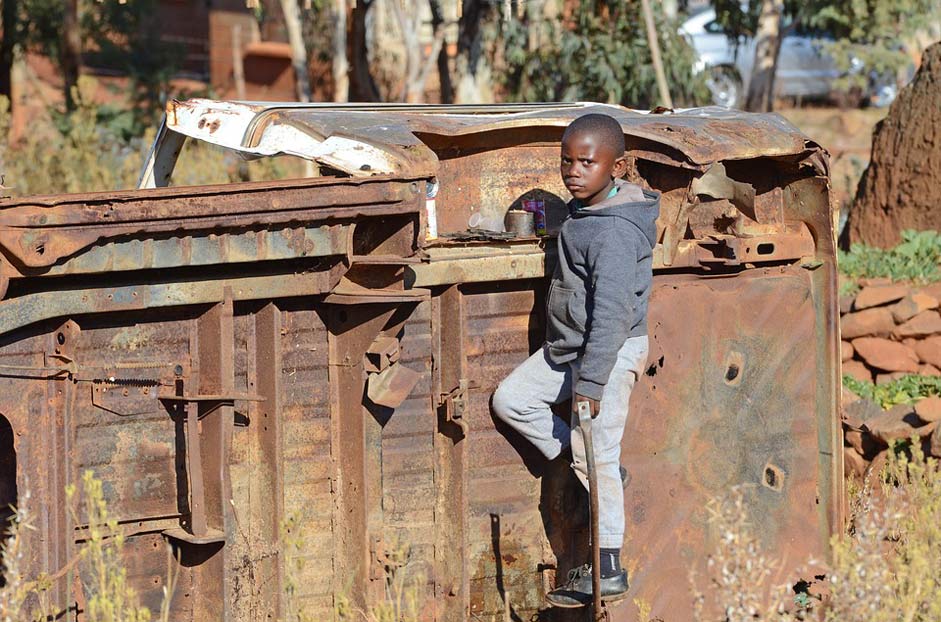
[67,470,152,622]
[0,83,308,197]
[694,445,941,620]
[497,0,710,108]
[838,229,941,284]
[15,0,184,130]
[842,374,941,409]
[81,0,184,130]
[280,510,315,622]
[800,0,934,92]
[691,486,802,621]
[1,491,36,622]
[0,80,143,195]
[825,443,941,621]
[1,474,179,621]
[711,0,934,96]
[336,535,425,622]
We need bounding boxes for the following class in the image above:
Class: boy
[492,113,659,607]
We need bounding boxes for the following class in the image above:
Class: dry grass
[0,490,34,622]
[335,535,425,622]
[1,471,181,621]
[693,441,941,621]
[691,486,809,622]
[67,470,153,622]
[825,443,941,622]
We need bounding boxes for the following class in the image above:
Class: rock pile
[841,280,941,384]
[843,395,941,478]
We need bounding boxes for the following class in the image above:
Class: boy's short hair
[563,113,626,157]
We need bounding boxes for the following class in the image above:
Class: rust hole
[34,243,44,255]
[645,356,664,377]
[763,463,784,491]
[723,351,744,386]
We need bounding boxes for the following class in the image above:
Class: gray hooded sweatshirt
[545,179,660,401]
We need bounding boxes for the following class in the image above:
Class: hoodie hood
[570,179,660,248]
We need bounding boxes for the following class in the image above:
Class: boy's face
[560,131,627,206]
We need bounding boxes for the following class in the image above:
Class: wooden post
[280,0,312,102]
[641,0,673,109]
[231,24,246,100]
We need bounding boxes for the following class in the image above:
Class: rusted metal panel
[0,103,839,622]
[460,282,551,621]
[278,304,335,619]
[375,301,437,603]
[622,267,827,620]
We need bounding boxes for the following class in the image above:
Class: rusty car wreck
[0,101,841,621]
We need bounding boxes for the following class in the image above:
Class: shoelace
[564,564,592,585]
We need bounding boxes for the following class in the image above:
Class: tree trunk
[280,0,311,102]
[743,0,783,112]
[0,0,16,105]
[430,0,452,103]
[845,42,941,248]
[640,0,672,108]
[454,0,493,104]
[61,0,81,111]
[349,0,380,101]
[391,0,446,103]
[332,0,349,102]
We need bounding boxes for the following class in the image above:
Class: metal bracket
[159,391,264,546]
[439,379,478,435]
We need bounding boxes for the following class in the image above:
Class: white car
[680,8,905,108]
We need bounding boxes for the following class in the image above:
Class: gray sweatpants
[491,337,649,549]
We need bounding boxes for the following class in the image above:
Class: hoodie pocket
[547,284,586,335]
[567,289,587,331]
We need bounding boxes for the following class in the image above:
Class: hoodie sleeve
[574,224,638,400]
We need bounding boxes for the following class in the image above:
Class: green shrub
[497,0,710,109]
[838,230,941,285]
[842,374,941,409]
[0,82,310,197]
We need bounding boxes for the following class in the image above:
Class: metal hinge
[440,378,478,435]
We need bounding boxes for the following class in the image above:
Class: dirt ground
[778,106,886,219]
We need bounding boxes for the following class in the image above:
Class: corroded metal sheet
[0,104,838,622]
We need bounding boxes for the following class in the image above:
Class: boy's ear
[612,152,629,178]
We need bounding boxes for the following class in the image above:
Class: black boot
[545,564,629,608]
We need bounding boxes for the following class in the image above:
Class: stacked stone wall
[841,280,941,383]
[840,279,941,478]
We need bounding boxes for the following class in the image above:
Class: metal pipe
[577,400,605,621]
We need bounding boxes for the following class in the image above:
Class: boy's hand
[573,394,602,419]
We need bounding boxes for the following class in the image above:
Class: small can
[505,209,535,236]
[521,198,546,235]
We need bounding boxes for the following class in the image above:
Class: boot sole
[545,589,630,609]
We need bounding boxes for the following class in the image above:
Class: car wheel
[869,82,898,108]
[706,66,743,109]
